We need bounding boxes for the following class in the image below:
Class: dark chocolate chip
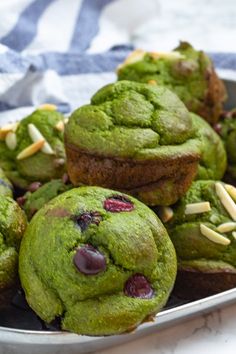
[74,244,106,275]
[75,211,102,231]
[124,274,154,299]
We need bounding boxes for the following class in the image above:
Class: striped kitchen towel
[0,0,236,123]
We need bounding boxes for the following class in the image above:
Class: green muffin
[65,80,201,206]
[117,42,226,124]
[166,180,236,298]
[19,186,177,335]
[192,114,227,180]
[216,110,236,180]
[21,178,73,220]
[0,195,27,304]
[0,168,13,197]
[0,108,66,188]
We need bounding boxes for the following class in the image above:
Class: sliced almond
[0,123,18,139]
[17,140,45,160]
[200,224,231,245]
[55,121,64,132]
[28,123,54,155]
[148,80,157,86]
[232,231,236,240]
[216,222,236,233]
[38,103,57,111]
[185,202,211,215]
[150,51,185,60]
[225,184,236,202]
[215,182,236,221]
[158,206,174,223]
[5,132,17,150]
[117,49,145,71]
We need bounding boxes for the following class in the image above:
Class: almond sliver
[38,103,57,111]
[55,121,64,132]
[150,51,185,60]
[28,123,54,155]
[185,202,211,215]
[0,123,18,140]
[159,206,174,223]
[5,132,17,150]
[232,231,236,240]
[216,222,236,233]
[17,140,45,160]
[225,184,236,202]
[215,182,236,221]
[200,224,231,245]
[117,49,145,71]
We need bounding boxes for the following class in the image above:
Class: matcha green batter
[19,186,177,335]
[0,168,13,198]
[0,195,27,294]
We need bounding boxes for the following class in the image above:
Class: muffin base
[173,269,236,300]
[66,143,199,206]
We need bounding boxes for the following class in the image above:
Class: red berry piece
[76,211,102,231]
[104,195,134,212]
[16,196,26,207]
[28,181,42,193]
[73,245,106,275]
[124,274,154,299]
[213,123,222,134]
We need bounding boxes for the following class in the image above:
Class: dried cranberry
[104,195,134,212]
[62,173,70,184]
[124,274,154,299]
[73,245,106,275]
[213,123,222,134]
[28,181,42,193]
[75,211,102,231]
[16,196,26,207]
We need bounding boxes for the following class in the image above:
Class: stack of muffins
[0,42,236,336]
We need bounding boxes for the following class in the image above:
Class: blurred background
[0,0,235,121]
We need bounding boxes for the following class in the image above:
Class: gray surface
[0,78,236,354]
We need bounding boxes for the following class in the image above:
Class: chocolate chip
[75,211,102,231]
[124,274,154,299]
[73,244,106,275]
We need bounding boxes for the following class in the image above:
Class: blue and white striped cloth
[0,0,236,124]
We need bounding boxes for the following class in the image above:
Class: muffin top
[168,180,236,271]
[117,42,226,123]
[66,80,199,160]
[19,186,176,335]
[0,108,66,188]
[0,195,27,290]
[217,110,236,178]
[21,178,73,220]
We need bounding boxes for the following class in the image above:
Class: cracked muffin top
[0,195,27,292]
[19,186,176,336]
[65,80,200,160]
[117,42,226,124]
[0,108,66,188]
